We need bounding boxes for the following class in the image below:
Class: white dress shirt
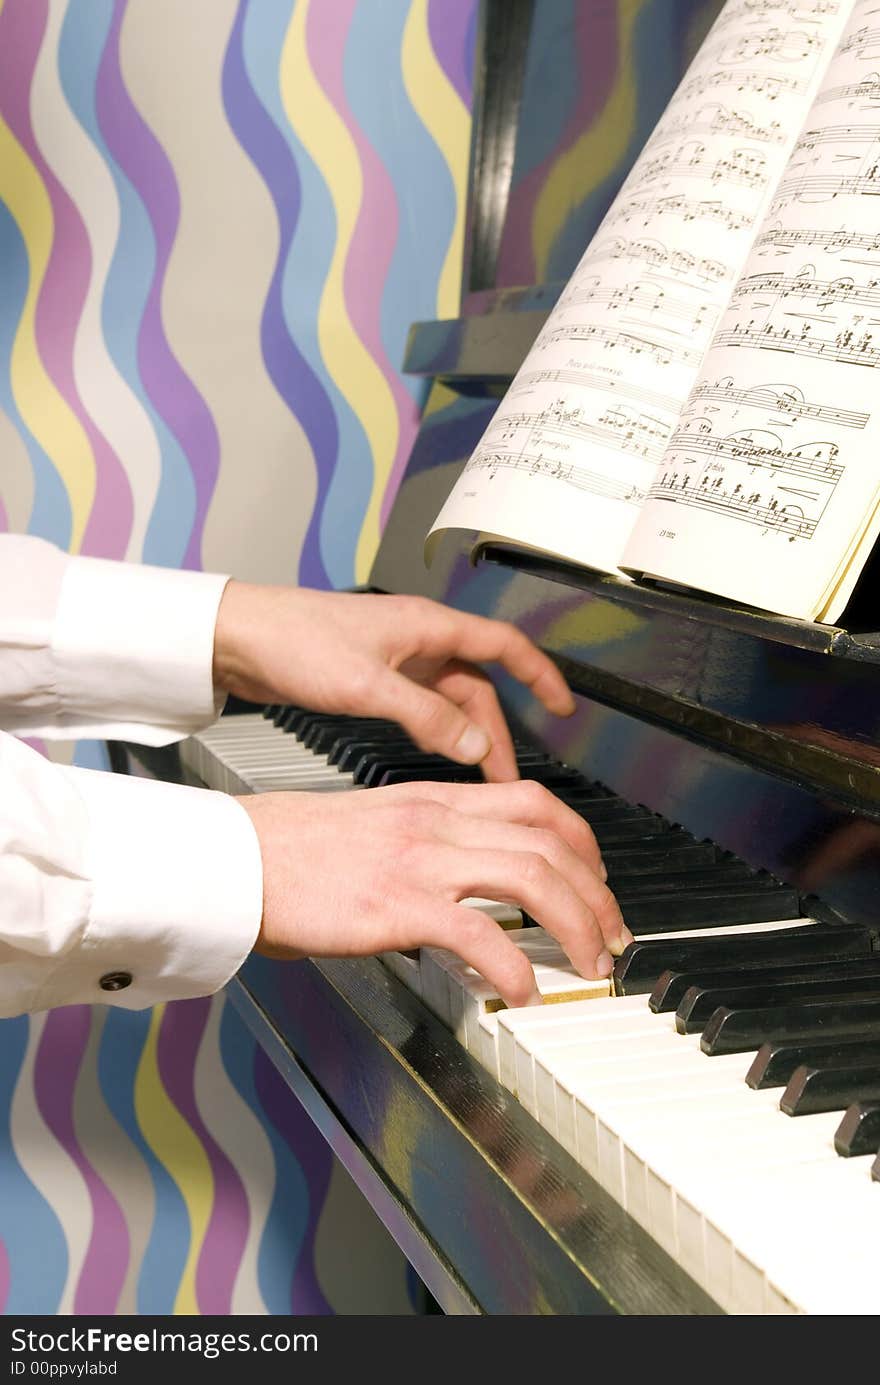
[0,535,263,1018]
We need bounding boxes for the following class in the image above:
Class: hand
[213,583,575,781]
[236,779,632,1006]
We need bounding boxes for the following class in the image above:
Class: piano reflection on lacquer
[144,2,880,1314]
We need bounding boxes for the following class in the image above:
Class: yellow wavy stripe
[280,0,398,583]
[134,1007,213,1315]
[401,0,470,318]
[0,30,95,549]
[532,0,644,282]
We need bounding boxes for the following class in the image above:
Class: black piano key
[614,863,756,899]
[624,883,801,933]
[653,956,880,1015]
[377,766,484,786]
[590,816,671,845]
[303,718,394,753]
[701,998,880,1056]
[780,1061,880,1117]
[834,1102,880,1157]
[614,924,870,995]
[602,841,720,874]
[678,976,880,1034]
[746,1035,880,1089]
[335,737,418,770]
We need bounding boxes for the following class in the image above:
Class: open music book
[428,0,880,623]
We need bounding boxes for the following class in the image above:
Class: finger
[367,668,494,766]
[378,779,607,879]
[429,662,518,781]
[421,901,542,1009]
[423,843,616,979]
[396,601,575,717]
[428,810,628,957]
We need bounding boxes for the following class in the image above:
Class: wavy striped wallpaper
[0,0,474,1315]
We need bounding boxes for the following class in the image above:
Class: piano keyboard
[183,706,880,1315]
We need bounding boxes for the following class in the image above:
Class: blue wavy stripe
[0,203,71,546]
[218,1000,308,1316]
[223,0,332,589]
[96,1009,190,1314]
[0,1018,67,1314]
[60,0,195,568]
[508,0,580,191]
[344,1,439,413]
[243,0,371,591]
[547,0,714,281]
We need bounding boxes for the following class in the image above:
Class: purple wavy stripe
[95,0,219,572]
[427,0,476,109]
[0,0,132,559]
[0,498,7,531]
[305,0,420,533]
[20,737,47,756]
[222,1,332,589]
[0,1236,9,1313]
[495,5,619,285]
[155,1000,249,1314]
[253,1047,332,1315]
[33,1009,129,1312]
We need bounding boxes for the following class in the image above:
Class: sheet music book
[428,0,880,623]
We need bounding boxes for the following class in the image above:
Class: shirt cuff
[33,765,264,1012]
[50,556,230,746]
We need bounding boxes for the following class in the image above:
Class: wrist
[213,579,253,694]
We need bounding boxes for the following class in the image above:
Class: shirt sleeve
[0,534,229,746]
[0,729,263,1018]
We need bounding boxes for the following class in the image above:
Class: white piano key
[477,1013,500,1077]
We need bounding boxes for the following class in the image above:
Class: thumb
[374,670,492,765]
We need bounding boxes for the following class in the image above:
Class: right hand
[236,780,631,1008]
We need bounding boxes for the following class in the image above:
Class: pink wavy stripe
[0,0,132,559]
[155,1000,249,1315]
[33,1008,129,1312]
[495,4,619,285]
[0,498,7,531]
[305,0,420,532]
[20,737,47,756]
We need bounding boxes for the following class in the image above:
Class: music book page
[623,0,880,620]
[429,0,880,621]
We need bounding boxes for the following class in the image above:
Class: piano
[125,0,880,1313]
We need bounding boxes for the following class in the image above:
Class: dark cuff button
[99,971,133,993]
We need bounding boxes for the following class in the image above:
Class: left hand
[213,583,575,781]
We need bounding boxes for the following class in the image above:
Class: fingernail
[595,949,614,979]
[599,858,608,882]
[606,925,634,959]
[525,988,544,1007]
[455,724,491,763]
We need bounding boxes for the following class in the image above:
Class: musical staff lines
[557,276,717,334]
[665,426,842,480]
[688,376,870,427]
[678,67,805,102]
[732,267,880,310]
[814,70,880,103]
[713,320,880,366]
[640,144,769,189]
[486,400,670,466]
[754,223,880,254]
[534,321,703,368]
[587,237,730,282]
[508,368,680,417]
[650,466,822,539]
[607,193,755,233]
[468,448,648,508]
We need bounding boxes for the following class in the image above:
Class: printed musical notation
[650,467,821,539]
[491,402,669,465]
[755,223,880,254]
[838,23,880,57]
[732,267,880,310]
[713,320,880,367]
[587,236,730,282]
[814,70,880,103]
[509,368,680,417]
[650,419,843,540]
[606,193,755,233]
[468,449,648,507]
[640,144,769,189]
[534,321,703,368]
[772,166,880,203]
[430,0,849,568]
[687,376,870,427]
[557,276,717,335]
